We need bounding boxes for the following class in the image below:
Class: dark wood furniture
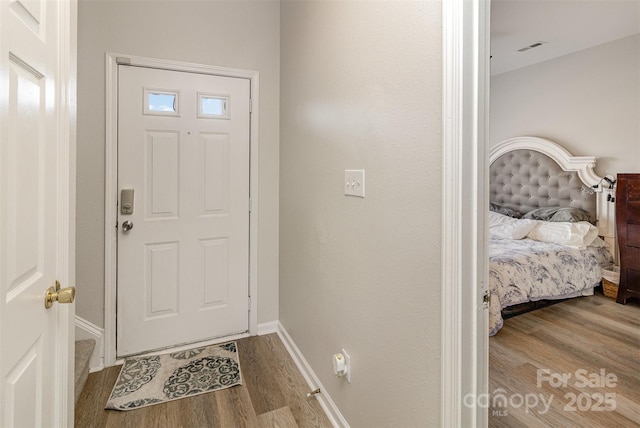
[616,173,640,304]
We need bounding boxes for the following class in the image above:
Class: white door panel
[117,66,250,357]
[0,0,75,425]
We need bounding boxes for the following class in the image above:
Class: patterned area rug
[105,341,242,411]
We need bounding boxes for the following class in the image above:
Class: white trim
[489,136,602,187]
[276,323,349,428]
[257,320,279,335]
[75,316,105,373]
[104,53,260,367]
[442,0,490,427]
[55,0,77,425]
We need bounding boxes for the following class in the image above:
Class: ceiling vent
[517,41,547,52]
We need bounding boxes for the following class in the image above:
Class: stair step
[74,339,96,405]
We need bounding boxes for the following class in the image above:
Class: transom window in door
[144,88,180,116]
[198,93,230,119]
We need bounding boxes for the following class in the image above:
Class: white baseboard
[75,316,104,372]
[257,320,279,335]
[276,322,349,428]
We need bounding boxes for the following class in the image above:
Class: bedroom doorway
[115,64,251,357]
[486,1,640,426]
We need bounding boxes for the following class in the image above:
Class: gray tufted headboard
[489,137,602,221]
[490,149,596,219]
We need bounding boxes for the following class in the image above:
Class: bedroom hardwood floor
[75,334,331,428]
[489,292,640,428]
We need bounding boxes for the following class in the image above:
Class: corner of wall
[75,315,104,372]
[257,320,279,336]
[276,322,348,428]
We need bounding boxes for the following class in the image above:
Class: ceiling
[491,0,640,76]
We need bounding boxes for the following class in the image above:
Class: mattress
[488,238,613,335]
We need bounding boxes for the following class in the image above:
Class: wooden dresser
[616,174,640,304]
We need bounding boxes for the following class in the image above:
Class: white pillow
[489,211,538,240]
[527,221,599,249]
[588,236,609,248]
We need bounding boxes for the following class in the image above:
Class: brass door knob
[45,281,76,309]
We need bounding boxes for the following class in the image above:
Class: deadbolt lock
[121,189,134,214]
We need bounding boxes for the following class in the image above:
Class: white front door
[0,0,75,426]
[117,65,251,357]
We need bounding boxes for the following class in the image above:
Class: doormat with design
[105,341,242,411]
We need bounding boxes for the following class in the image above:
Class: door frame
[441,0,490,426]
[57,1,78,423]
[103,53,260,366]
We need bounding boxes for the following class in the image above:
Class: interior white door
[0,0,75,426]
[117,65,251,357]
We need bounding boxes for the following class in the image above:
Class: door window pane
[144,89,180,116]
[198,93,229,119]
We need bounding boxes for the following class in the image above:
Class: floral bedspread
[489,238,612,335]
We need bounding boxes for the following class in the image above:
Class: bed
[488,136,615,335]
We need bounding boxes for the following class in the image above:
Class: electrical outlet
[344,170,365,197]
[342,348,351,383]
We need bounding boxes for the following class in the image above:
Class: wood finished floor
[489,292,640,428]
[75,334,331,428]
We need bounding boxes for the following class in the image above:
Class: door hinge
[248,296,251,311]
[249,98,252,113]
[482,290,490,309]
[249,198,253,213]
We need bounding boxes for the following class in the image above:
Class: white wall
[491,34,640,176]
[76,0,280,327]
[279,2,442,426]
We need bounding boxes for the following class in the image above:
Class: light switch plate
[344,170,365,197]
